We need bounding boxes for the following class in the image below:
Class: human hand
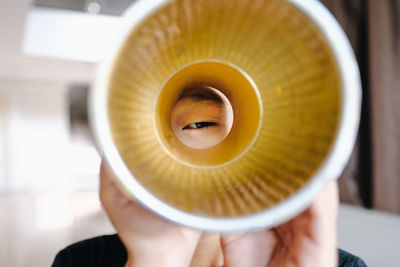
[99,162,223,267]
[100,161,338,267]
[221,181,338,267]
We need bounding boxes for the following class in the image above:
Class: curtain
[319,0,400,213]
[368,0,400,213]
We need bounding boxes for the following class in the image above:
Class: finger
[222,230,277,267]
[308,181,338,265]
[189,233,224,267]
[303,181,338,245]
[309,180,338,221]
[99,162,132,212]
[281,181,338,234]
[99,162,181,228]
[274,181,338,267]
[99,162,117,204]
[99,162,117,197]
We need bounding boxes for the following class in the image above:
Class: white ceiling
[0,0,170,85]
[0,0,95,84]
[23,7,125,62]
[33,0,136,16]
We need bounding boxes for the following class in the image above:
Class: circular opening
[104,0,350,223]
[155,60,262,167]
[170,85,234,149]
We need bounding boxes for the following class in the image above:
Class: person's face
[170,86,234,149]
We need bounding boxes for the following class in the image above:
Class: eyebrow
[178,89,223,104]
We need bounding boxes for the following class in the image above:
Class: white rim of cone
[90,0,361,232]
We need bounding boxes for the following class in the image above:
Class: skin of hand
[100,162,338,267]
[100,163,203,267]
[221,180,338,267]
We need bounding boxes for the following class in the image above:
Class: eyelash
[182,122,217,130]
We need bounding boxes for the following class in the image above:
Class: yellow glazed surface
[107,0,341,217]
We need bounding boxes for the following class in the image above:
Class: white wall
[0,80,70,192]
[0,0,98,194]
[0,91,10,194]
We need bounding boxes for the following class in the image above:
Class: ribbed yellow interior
[108,0,341,217]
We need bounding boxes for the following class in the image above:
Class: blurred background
[0,0,399,266]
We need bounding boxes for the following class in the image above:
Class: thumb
[221,230,277,267]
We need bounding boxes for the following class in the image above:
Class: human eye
[182,121,217,130]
